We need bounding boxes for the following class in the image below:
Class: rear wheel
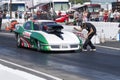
[37,41,41,51]
[17,35,22,47]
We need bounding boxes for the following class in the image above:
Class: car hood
[34,31,80,44]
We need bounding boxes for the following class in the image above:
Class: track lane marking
[0,58,63,80]
[96,45,120,50]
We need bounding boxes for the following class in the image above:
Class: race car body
[14,20,82,51]
[55,15,69,23]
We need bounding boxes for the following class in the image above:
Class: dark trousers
[83,33,96,49]
[0,18,2,30]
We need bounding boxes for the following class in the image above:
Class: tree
[69,0,83,4]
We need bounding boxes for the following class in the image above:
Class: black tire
[17,35,22,48]
[37,41,41,51]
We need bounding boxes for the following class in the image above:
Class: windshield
[33,22,57,30]
[12,3,25,11]
[54,2,69,11]
[41,22,57,25]
[88,7,100,13]
[33,22,63,33]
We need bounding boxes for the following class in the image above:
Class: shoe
[90,49,96,51]
[82,49,87,51]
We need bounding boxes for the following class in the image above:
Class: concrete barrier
[90,22,120,41]
[63,22,120,44]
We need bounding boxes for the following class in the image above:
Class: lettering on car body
[23,31,31,38]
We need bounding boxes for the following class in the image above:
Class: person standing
[0,11,3,31]
[24,12,28,22]
[87,10,91,21]
[6,12,10,20]
[19,11,22,19]
[99,9,104,21]
[82,11,88,23]
[74,22,96,51]
[77,10,83,26]
[15,11,18,19]
[58,10,62,17]
[108,10,114,22]
[103,10,108,22]
[73,10,79,25]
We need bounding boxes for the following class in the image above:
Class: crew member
[74,22,96,51]
[0,11,3,31]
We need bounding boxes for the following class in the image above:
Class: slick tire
[37,41,41,51]
[17,35,22,48]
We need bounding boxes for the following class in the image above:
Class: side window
[33,23,39,30]
[24,22,31,30]
[39,23,43,30]
[40,24,45,31]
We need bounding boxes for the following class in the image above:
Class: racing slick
[74,22,96,51]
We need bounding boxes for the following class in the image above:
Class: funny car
[14,20,82,51]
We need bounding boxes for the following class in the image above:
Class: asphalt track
[0,31,120,80]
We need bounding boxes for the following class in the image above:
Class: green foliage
[69,0,83,4]
[69,0,91,4]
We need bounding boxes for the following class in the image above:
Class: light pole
[10,0,12,18]
[90,0,92,4]
[31,0,34,13]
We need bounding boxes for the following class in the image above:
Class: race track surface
[0,31,120,80]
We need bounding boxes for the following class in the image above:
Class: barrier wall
[63,22,120,44]
[90,22,120,40]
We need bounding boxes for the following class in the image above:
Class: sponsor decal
[23,31,31,38]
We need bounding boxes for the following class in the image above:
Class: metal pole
[90,0,92,4]
[32,0,34,13]
[10,0,12,18]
